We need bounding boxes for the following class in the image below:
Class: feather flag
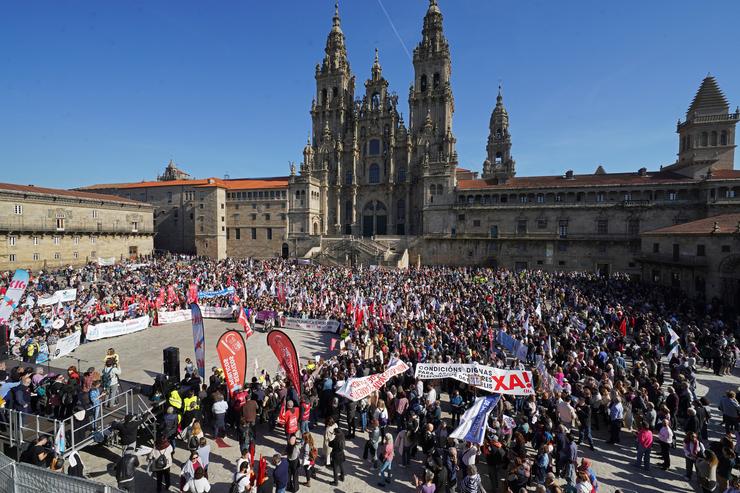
[667,325,680,360]
[238,307,253,339]
[449,395,501,445]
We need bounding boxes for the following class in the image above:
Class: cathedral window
[433,73,440,89]
[495,152,503,164]
[321,88,327,105]
[701,132,708,147]
[369,139,380,155]
[345,170,353,185]
[369,163,380,184]
[397,166,407,182]
[711,131,718,146]
[420,74,428,92]
[536,194,544,203]
[496,129,503,139]
[721,131,728,146]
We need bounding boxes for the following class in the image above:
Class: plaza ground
[56,319,737,493]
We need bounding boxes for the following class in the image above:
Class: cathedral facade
[288,1,457,239]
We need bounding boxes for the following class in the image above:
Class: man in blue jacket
[271,453,289,493]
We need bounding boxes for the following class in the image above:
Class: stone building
[80,168,289,259]
[0,183,153,270]
[286,1,740,280]
[640,213,740,304]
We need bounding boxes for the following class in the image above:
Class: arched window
[321,88,327,105]
[711,131,718,146]
[433,72,440,89]
[495,152,503,164]
[369,163,380,184]
[721,131,728,146]
[368,139,380,155]
[397,165,407,183]
[371,92,380,110]
[436,184,444,195]
[332,86,338,98]
[420,74,428,92]
[345,169,353,185]
[701,132,708,147]
[496,128,503,138]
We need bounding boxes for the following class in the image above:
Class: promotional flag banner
[450,395,501,445]
[415,363,534,396]
[187,284,199,304]
[266,329,302,395]
[0,269,29,326]
[191,304,206,379]
[216,330,248,394]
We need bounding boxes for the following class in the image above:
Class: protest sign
[53,331,81,359]
[282,317,339,333]
[86,315,150,341]
[336,361,409,401]
[414,363,534,396]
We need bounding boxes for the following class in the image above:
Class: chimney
[638,167,647,177]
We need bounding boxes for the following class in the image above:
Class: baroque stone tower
[482,86,516,182]
[670,75,739,178]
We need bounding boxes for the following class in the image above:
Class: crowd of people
[2,255,740,493]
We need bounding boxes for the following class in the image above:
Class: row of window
[7,235,98,246]
[225,228,274,240]
[226,190,287,201]
[459,191,685,205]
[7,251,96,262]
[235,213,286,222]
[652,243,730,257]
[11,205,102,219]
[456,217,639,236]
[681,130,730,151]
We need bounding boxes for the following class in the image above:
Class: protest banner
[198,286,235,299]
[336,360,409,401]
[216,330,247,393]
[0,270,29,325]
[255,310,277,322]
[97,257,116,266]
[414,363,534,396]
[157,306,234,324]
[86,315,150,341]
[53,331,81,359]
[282,317,339,333]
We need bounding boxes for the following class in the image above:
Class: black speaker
[163,347,180,383]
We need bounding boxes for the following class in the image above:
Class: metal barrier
[0,389,135,458]
[0,450,123,493]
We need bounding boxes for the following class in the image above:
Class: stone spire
[322,2,349,73]
[371,48,382,81]
[483,85,515,181]
[419,0,447,55]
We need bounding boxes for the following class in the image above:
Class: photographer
[102,357,122,408]
[112,413,144,452]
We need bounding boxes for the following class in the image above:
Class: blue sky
[1,0,739,188]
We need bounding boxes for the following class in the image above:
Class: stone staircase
[306,236,409,268]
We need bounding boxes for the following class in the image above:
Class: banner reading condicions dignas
[191,304,206,379]
[0,269,29,326]
[415,363,534,396]
[216,330,247,394]
[266,329,302,395]
[450,395,501,445]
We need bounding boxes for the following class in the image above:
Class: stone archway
[362,200,387,237]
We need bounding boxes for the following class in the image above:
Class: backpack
[154,452,167,471]
[188,435,200,451]
[102,368,112,389]
[229,474,247,493]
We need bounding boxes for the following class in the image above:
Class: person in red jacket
[284,400,300,437]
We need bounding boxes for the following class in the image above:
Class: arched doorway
[281,243,289,259]
[362,200,387,237]
[719,254,740,305]
[312,221,320,236]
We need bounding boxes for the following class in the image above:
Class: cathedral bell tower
[482,86,516,181]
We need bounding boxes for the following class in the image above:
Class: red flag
[330,338,338,351]
[618,317,627,337]
[216,330,248,394]
[156,288,165,309]
[187,283,199,304]
[257,456,267,486]
[167,285,177,304]
[266,329,302,395]
[238,307,253,339]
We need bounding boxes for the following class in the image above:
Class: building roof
[457,170,698,191]
[687,76,730,117]
[79,176,289,191]
[643,213,740,236]
[0,182,148,206]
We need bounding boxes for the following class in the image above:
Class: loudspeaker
[163,347,180,383]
